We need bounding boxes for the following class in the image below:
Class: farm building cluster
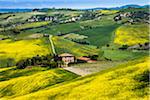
[57,53,97,67]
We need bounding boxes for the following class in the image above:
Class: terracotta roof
[59,53,74,57]
[78,57,90,61]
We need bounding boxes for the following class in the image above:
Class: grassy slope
[120,8,149,13]
[0,67,49,82]
[114,24,149,46]
[26,22,82,35]
[77,14,120,47]
[0,12,46,26]
[103,49,148,61]
[77,25,119,47]
[13,57,149,100]
[47,10,84,17]
[24,14,120,47]
[43,14,119,47]
[16,21,51,30]
[52,36,99,57]
[0,68,79,98]
[0,35,100,67]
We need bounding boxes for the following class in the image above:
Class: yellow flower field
[114,24,149,46]
[0,39,50,62]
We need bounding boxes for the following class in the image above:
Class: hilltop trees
[16,54,58,69]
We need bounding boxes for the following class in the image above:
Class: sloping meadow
[11,57,149,100]
[0,68,79,99]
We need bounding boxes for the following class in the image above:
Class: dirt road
[63,67,91,76]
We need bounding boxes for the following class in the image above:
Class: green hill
[77,24,119,47]
[11,57,149,100]
[52,36,100,57]
[23,14,120,47]
[0,12,46,26]
[0,8,149,100]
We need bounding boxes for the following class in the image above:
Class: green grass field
[10,57,149,100]
[16,21,51,30]
[52,36,100,57]
[103,49,148,61]
[77,24,120,47]
[26,22,82,35]
[0,68,79,98]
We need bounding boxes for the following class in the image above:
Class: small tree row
[16,54,58,69]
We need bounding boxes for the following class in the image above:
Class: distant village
[27,15,82,23]
[114,11,150,24]
[27,12,101,24]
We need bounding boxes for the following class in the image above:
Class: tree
[16,60,26,69]
[11,28,20,35]
[119,45,129,50]
[106,44,110,47]
[89,55,98,60]
[32,9,39,12]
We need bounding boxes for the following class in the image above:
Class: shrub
[134,70,149,83]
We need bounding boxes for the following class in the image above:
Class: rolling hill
[114,24,149,46]
[0,38,50,67]
[9,57,149,100]
[0,68,78,98]
[0,7,149,100]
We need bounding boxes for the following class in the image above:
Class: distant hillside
[0,9,32,13]
[0,4,149,13]
[82,4,149,10]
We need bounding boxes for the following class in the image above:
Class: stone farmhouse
[58,53,75,67]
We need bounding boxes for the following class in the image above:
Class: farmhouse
[58,53,75,66]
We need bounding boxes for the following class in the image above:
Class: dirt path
[49,35,56,55]
[63,67,92,76]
